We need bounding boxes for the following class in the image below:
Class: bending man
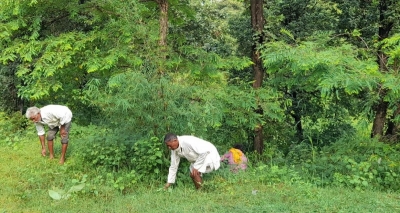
[164,133,220,190]
[26,105,73,165]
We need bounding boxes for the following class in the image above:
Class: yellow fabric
[229,148,243,164]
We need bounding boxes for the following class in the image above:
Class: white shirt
[35,105,73,135]
[167,135,220,183]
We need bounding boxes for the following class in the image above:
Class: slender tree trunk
[385,103,400,141]
[250,0,265,154]
[158,0,168,47]
[290,91,303,142]
[371,97,389,137]
[156,0,169,135]
[371,0,393,138]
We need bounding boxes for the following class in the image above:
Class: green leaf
[48,190,62,200]
[67,183,85,194]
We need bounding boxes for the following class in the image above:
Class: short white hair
[25,106,40,119]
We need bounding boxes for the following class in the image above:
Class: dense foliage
[1,0,399,193]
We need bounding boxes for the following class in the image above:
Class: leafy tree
[0,0,157,121]
[370,0,400,139]
[249,0,266,154]
[261,34,379,145]
[328,0,400,139]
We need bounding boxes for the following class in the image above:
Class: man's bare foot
[49,155,54,160]
[59,158,65,165]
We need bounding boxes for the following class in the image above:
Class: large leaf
[67,183,85,194]
[48,189,63,200]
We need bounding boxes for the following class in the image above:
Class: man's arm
[60,124,67,139]
[34,122,46,156]
[165,151,180,189]
[164,183,171,189]
[38,135,46,156]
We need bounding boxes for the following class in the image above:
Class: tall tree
[371,0,396,137]
[0,0,157,121]
[250,0,265,153]
[256,0,345,145]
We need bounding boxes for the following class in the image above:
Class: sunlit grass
[1,133,400,213]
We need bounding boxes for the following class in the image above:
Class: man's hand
[60,129,67,139]
[191,168,200,177]
[41,148,46,156]
[164,183,171,189]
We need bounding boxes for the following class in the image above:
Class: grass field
[1,133,400,213]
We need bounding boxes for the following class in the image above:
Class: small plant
[48,184,86,200]
[130,137,167,181]
[105,171,139,193]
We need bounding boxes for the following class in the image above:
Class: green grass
[1,132,400,213]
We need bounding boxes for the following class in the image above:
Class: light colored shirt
[35,105,73,135]
[167,135,220,184]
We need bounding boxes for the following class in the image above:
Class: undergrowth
[1,121,399,212]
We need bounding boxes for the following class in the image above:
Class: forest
[1,0,400,211]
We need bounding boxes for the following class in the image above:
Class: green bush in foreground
[2,115,400,194]
[0,111,28,144]
[290,138,400,191]
[1,121,400,212]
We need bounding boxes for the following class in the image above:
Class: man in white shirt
[164,133,220,190]
[25,105,73,165]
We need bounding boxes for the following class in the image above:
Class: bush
[130,137,168,181]
[0,111,28,144]
[77,126,133,172]
[74,126,170,190]
[250,164,302,184]
[299,137,400,191]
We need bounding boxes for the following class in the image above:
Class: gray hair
[25,106,40,119]
[164,133,178,143]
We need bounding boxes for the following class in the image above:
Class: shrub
[74,126,170,190]
[130,137,168,181]
[77,127,133,172]
[249,164,302,184]
[299,137,400,191]
[0,111,28,144]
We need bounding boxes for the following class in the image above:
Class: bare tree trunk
[158,0,168,47]
[385,103,400,142]
[371,97,388,137]
[290,91,303,142]
[250,0,265,154]
[371,0,393,138]
[156,0,169,135]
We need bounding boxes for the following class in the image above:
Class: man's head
[25,106,41,123]
[164,133,179,150]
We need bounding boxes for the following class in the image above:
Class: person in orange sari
[220,144,248,172]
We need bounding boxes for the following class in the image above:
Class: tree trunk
[158,0,168,47]
[156,0,169,136]
[371,0,393,138]
[290,91,303,142]
[385,103,400,142]
[250,0,265,154]
[371,98,389,137]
